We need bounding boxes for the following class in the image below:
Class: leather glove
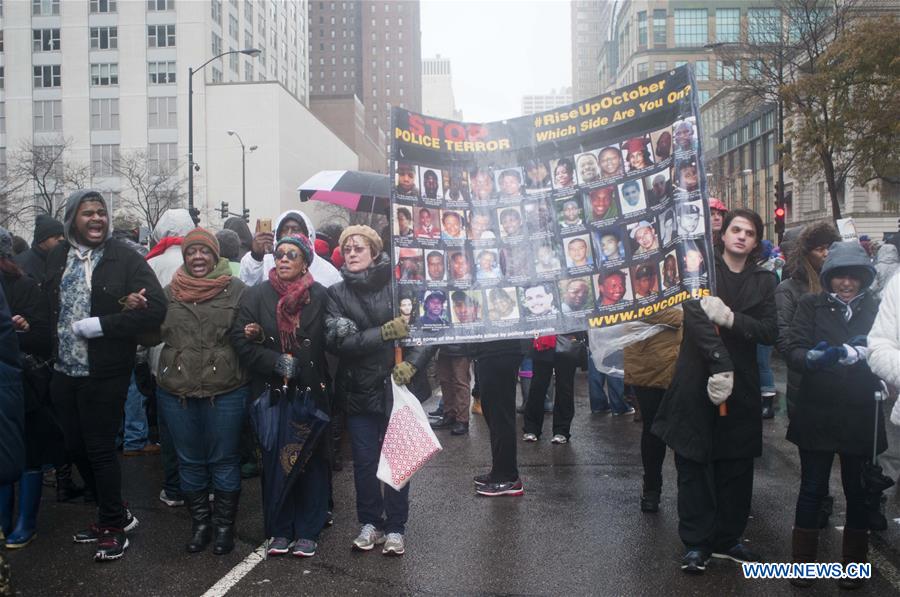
[273,354,301,380]
[381,316,410,341]
[805,342,845,370]
[72,317,104,339]
[699,296,734,328]
[391,361,417,385]
[839,343,868,366]
[707,371,734,405]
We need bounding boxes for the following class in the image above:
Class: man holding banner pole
[651,208,777,574]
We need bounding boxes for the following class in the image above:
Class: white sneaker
[382,533,405,556]
[551,434,568,444]
[352,524,385,551]
[522,433,538,442]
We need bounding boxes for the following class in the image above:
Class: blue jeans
[588,357,628,413]
[346,413,409,534]
[156,386,248,493]
[122,374,148,451]
[757,344,776,395]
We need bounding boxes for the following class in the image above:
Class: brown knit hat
[182,227,220,260]
[339,225,382,254]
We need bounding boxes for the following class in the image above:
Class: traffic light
[219,201,229,219]
[774,204,786,235]
[242,208,250,223]
[188,207,201,226]
[774,180,783,200]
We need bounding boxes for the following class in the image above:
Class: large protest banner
[390,66,713,346]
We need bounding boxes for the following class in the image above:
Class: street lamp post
[188,47,261,222]
[227,130,258,217]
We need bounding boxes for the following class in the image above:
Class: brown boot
[790,527,819,588]
[838,528,868,590]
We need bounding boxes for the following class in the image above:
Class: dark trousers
[635,386,667,493]
[796,449,868,530]
[271,454,330,541]
[51,372,130,528]
[477,353,520,482]
[675,452,754,552]
[437,354,471,424]
[523,357,577,438]
[346,413,409,534]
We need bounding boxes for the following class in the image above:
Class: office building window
[0,67,4,90]
[749,8,781,43]
[716,8,740,43]
[32,0,59,15]
[229,15,239,39]
[0,104,4,135]
[654,61,667,74]
[33,100,62,132]
[674,8,708,47]
[245,62,253,81]
[148,143,177,174]
[211,0,221,23]
[148,97,177,129]
[211,67,223,83]
[33,29,61,52]
[212,32,222,56]
[90,27,118,50]
[90,63,118,86]
[717,60,740,80]
[698,89,710,105]
[90,0,116,12]
[695,60,709,80]
[33,65,61,88]
[637,11,647,46]
[91,144,120,177]
[148,61,176,84]
[147,0,174,10]
[229,49,238,73]
[653,9,667,45]
[637,62,648,80]
[148,25,176,47]
[90,98,119,130]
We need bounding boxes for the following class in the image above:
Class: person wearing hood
[324,225,434,556]
[13,214,65,285]
[43,190,166,562]
[223,217,253,259]
[239,210,342,289]
[871,243,899,298]
[785,242,884,589]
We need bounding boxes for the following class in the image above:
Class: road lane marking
[201,543,267,597]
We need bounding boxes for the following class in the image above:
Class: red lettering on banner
[408,114,425,136]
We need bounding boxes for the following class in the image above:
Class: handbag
[377,379,443,490]
[555,333,587,362]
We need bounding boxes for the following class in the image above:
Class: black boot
[211,490,240,555]
[790,527,819,588]
[640,488,660,513]
[761,396,775,419]
[184,491,213,553]
[55,464,85,503]
[837,528,868,590]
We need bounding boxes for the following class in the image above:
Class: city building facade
[422,54,461,120]
[570,0,612,102]
[521,88,573,116]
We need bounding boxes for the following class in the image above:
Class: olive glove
[391,361,417,385]
[381,316,410,341]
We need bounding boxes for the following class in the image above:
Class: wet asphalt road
[7,356,900,596]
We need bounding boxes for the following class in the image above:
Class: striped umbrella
[297,170,391,215]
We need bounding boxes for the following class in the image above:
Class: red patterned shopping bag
[377,379,443,490]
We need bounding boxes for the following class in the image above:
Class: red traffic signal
[774,206,786,218]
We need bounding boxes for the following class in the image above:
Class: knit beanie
[339,225,383,254]
[182,227,220,260]
[275,233,314,266]
[0,226,12,258]
[802,222,841,253]
[33,214,64,245]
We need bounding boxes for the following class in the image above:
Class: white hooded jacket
[238,209,342,288]
[147,209,196,286]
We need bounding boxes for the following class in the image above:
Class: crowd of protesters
[0,188,898,593]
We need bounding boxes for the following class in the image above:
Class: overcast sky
[420,0,572,123]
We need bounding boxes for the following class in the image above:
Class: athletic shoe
[612,407,636,416]
[476,478,525,497]
[159,489,184,507]
[382,533,405,556]
[522,433,538,442]
[325,511,334,527]
[94,528,128,562]
[352,524,385,551]
[550,434,568,444]
[267,537,290,556]
[291,539,317,558]
[74,509,138,543]
[473,473,492,487]
[680,550,709,574]
[711,543,760,564]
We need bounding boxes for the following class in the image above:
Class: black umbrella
[297,170,391,215]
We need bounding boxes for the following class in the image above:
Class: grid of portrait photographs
[391,111,709,339]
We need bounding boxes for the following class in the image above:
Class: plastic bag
[588,307,683,377]
[377,379,443,490]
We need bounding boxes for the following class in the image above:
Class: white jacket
[238,209,342,288]
[869,271,900,389]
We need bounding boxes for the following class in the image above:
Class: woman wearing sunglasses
[155,228,249,556]
[232,233,331,558]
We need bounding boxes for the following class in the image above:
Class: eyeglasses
[342,245,368,255]
[274,249,301,261]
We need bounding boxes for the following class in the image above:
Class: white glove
[838,344,868,366]
[700,296,734,328]
[707,371,734,405]
[72,317,104,339]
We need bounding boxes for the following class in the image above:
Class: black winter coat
[0,284,24,485]
[1,273,51,413]
[652,257,778,463]
[786,292,886,455]
[325,254,434,417]
[44,239,167,378]
[231,281,330,414]
[13,247,50,286]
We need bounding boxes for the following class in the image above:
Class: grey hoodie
[62,189,113,247]
[873,244,900,298]
[151,208,195,243]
